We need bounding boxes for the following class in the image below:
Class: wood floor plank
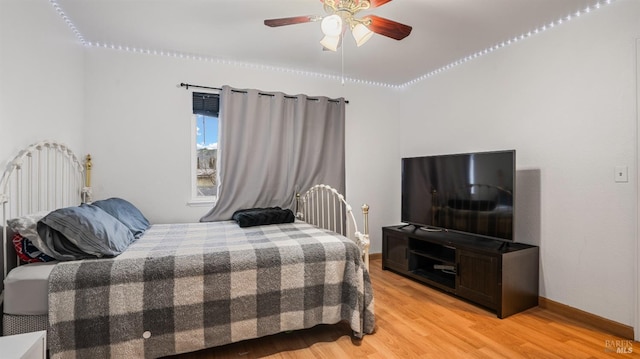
[169,258,639,358]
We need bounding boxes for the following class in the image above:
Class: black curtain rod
[180,83,348,104]
[180,83,221,91]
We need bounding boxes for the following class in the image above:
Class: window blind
[192,92,220,117]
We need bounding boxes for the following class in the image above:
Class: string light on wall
[48,0,617,90]
[49,0,86,45]
[399,0,618,88]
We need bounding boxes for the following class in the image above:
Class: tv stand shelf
[409,249,454,264]
[382,225,539,318]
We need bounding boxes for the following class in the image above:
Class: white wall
[82,49,399,253]
[399,0,640,327]
[0,0,85,166]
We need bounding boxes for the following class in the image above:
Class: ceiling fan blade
[369,0,393,8]
[264,15,319,27]
[366,15,412,40]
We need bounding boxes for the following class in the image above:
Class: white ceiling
[55,0,610,86]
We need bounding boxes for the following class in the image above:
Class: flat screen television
[401,150,515,241]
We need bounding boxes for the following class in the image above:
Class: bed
[1,140,375,358]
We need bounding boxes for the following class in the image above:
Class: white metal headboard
[296,184,370,270]
[1,140,91,283]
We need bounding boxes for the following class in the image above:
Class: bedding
[92,197,150,238]
[6,211,53,260]
[4,262,57,316]
[12,233,55,263]
[6,211,50,238]
[47,220,375,359]
[37,204,136,260]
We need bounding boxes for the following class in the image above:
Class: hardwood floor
[171,258,638,358]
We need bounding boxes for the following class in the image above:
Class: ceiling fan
[264,0,412,51]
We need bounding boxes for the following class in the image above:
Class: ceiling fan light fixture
[321,14,343,37]
[263,0,413,52]
[352,23,374,47]
[320,35,340,51]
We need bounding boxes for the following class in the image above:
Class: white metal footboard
[1,140,92,282]
[296,184,370,270]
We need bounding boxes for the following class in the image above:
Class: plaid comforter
[48,221,375,358]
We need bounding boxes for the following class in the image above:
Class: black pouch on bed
[232,207,295,228]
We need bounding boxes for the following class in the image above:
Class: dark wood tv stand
[382,225,539,318]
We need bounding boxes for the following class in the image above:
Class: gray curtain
[199,85,345,222]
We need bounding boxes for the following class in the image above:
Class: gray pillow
[92,198,150,238]
[37,204,135,260]
[6,211,56,258]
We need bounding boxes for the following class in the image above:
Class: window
[190,92,220,204]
